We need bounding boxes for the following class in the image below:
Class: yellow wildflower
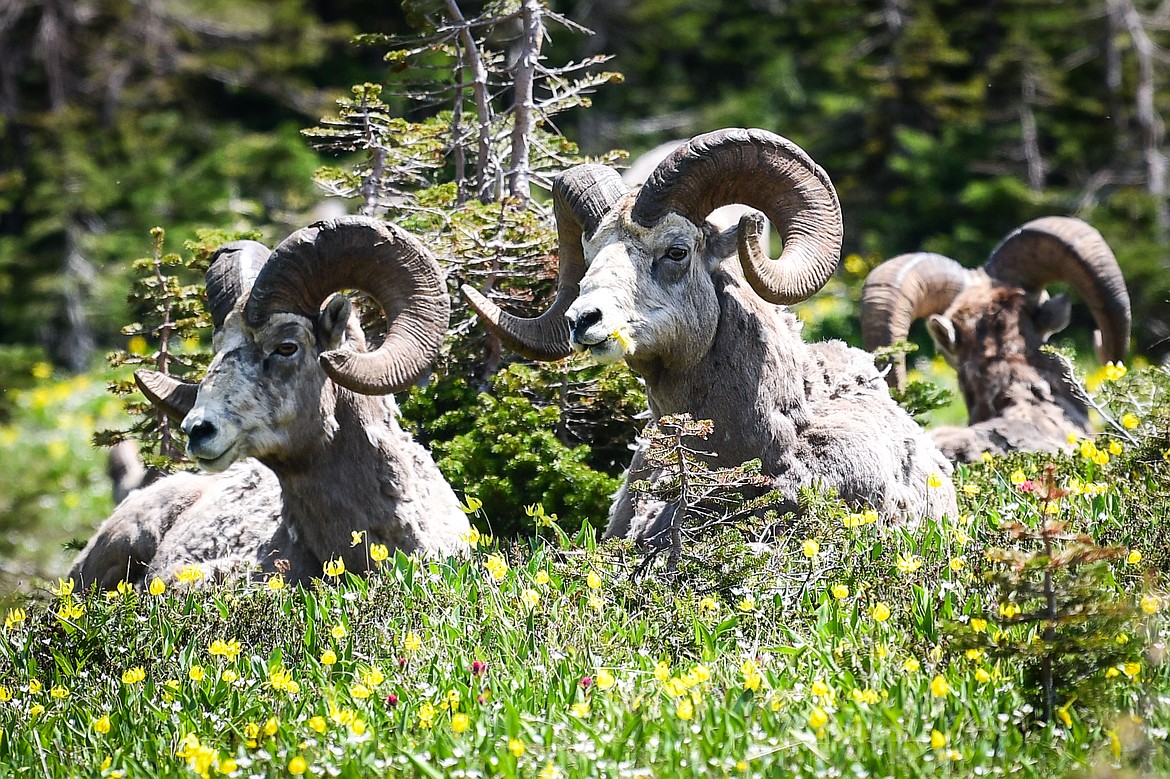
[289,755,307,775]
[930,675,950,698]
[1109,440,1123,456]
[596,669,616,690]
[971,618,988,633]
[539,762,561,779]
[654,661,671,682]
[676,698,694,720]
[309,716,327,733]
[370,543,389,563]
[871,602,891,622]
[209,638,241,660]
[930,730,946,749]
[4,608,27,630]
[94,715,111,735]
[802,539,819,558]
[808,707,828,729]
[975,668,991,684]
[831,583,849,599]
[263,717,278,736]
[147,577,166,596]
[535,570,551,586]
[927,472,943,489]
[331,624,347,640]
[999,602,1021,619]
[1010,469,1027,485]
[1123,662,1141,678]
[1056,701,1073,727]
[188,665,205,682]
[1140,594,1160,614]
[175,565,204,585]
[1121,413,1140,430]
[460,495,483,513]
[737,595,756,613]
[521,588,540,609]
[484,554,508,581]
[350,530,366,546]
[903,658,920,673]
[404,632,422,653]
[121,667,145,685]
[810,679,830,697]
[950,557,966,572]
[509,738,525,757]
[451,712,470,733]
[570,701,590,718]
[961,483,980,496]
[50,686,68,699]
[1104,361,1127,381]
[1127,550,1142,565]
[896,553,923,574]
[323,557,346,578]
[587,571,602,589]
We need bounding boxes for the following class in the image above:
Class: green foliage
[0,371,128,595]
[401,362,627,538]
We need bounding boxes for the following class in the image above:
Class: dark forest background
[3,0,1170,375]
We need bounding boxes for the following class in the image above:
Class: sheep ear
[709,224,739,268]
[927,314,959,363]
[1034,293,1072,340]
[318,295,353,351]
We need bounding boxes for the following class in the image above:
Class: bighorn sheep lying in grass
[464,128,957,541]
[860,216,1131,463]
[70,217,469,588]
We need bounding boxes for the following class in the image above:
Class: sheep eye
[274,342,299,357]
[664,246,688,262]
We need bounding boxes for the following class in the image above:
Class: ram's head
[135,217,449,470]
[461,128,843,371]
[861,217,1131,415]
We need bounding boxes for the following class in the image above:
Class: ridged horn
[461,165,628,360]
[860,253,977,389]
[135,369,198,423]
[206,240,272,329]
[984,216,1131,364]
[243,216,449,395]
[630,127,843,305]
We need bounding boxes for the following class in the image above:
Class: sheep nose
[568,306,603,336]
[184,417,216,449]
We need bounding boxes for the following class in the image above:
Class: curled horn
[860,253,977,389]
[134,369,199,423]
[984,216,1131,364]
[243,216,449,395]
[206,240,272,330]
[461,165,628,360]
[630,128,843,305]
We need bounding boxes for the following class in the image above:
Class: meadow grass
[0,366,1167,777]
[1,447,1167,778]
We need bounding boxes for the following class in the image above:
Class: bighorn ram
[860,216,1131,462]
[70,217,470,588]
[463,128,957,541]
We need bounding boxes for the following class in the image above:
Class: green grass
[1,446,1167,777]
[1,363,1168,777]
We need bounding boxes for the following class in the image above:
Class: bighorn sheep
[70,217,470,588]
[860,216,1132,463]
[463,128,957,541]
